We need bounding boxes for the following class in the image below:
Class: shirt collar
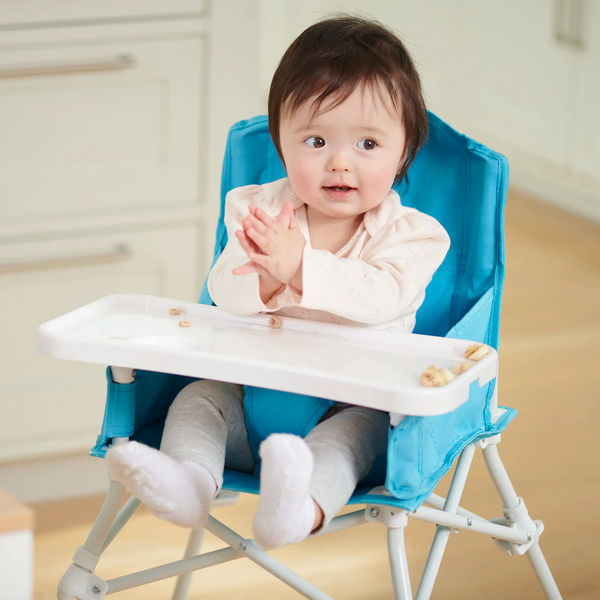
[261,177,401,238]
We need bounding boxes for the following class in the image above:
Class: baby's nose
[327,154,352,172]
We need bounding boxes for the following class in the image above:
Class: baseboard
[509,168,600,224]
[469,129,600,224]
[0,452,109,504]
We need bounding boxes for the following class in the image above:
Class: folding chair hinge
[365,503,409,528]
[57,563,108,600]
[490,497,545,556]
[73,546,100,572]
[475,433,501,449]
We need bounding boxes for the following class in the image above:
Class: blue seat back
[199,113,504,340]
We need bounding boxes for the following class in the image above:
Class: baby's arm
[291,210,451,325]
[259,275,286,305]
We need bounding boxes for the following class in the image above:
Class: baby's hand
[232,201,295,282]
[241,203,305,285]
[233,227,280,282]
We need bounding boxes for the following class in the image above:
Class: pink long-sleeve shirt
[208,177,450,333]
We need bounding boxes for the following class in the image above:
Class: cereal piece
[452,362,473,375]
[169,308,180,315]
[269,316,281,329]
[464,343,490,361]
[420,365,455,387]
[420,366,438,387]
[179,320,190,328]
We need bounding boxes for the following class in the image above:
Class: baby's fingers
[251,205,280,231]
[232,261,258,276]
[236,229,260,255]
[276,200,294,228]
[244,214,270,236]
[246,226,271,253]
[248,251,274,272]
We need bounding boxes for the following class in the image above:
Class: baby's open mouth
[325,186,354,191]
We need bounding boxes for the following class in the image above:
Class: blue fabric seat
[91,112,516,512]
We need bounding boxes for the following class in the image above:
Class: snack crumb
[420,365,455,387]
[179,320,190,328]
[452,362,473,375]
[169,308,181,315]
[464,343,490,361]
[269,316,281,329]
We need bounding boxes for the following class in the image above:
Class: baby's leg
[106,380,252,528]
[253,406,389,548]
[307,406,389,529]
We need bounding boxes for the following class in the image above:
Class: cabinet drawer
[0,1,208,27]
[0,34,203,223]
[0,224,203,461]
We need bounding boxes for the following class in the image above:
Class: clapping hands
[233,201,305,286]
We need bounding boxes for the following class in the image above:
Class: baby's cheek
[365,163,397,196]
[287,164,314,198]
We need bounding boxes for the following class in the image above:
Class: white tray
[36,294,497,417]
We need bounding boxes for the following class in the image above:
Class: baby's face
[279,84,406,222]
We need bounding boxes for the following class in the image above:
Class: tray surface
[36,294,497,416]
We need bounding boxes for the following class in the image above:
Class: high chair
[37,113,563,600]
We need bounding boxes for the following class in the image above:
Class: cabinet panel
[0,35,203,223]
[0,224,201,461]
[0,1,208,27]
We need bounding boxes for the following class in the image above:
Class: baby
[107,15,450,549]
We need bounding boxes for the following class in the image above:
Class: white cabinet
[0,1,264,497]
[0,224,201,461]
[0,1,208,26]
[0,8,209,463]
[0,35,203,222]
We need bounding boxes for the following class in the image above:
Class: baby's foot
[253,434,316,549]
[106,441,216,528]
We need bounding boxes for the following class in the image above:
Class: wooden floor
[34,188,600,599]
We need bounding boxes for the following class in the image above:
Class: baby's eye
[304,136,325,148]
[357,138,377,150]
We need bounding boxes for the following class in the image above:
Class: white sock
[105,441,216,528]
[253,434,317,549]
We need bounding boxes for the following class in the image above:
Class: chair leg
[101,495,142,553]
[171,523,207,600]
[416,443,476,600]
[527,543,562,600]
[82,479,126,554]
[387,527,413,600]
[57,479,127,600]
[482,443,562,600]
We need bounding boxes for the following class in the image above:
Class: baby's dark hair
[268,15,428,186]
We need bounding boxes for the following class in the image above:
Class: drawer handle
[0,54,136,79]
[0,243,131,274]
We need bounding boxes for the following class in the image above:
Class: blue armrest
[383,287,516,510]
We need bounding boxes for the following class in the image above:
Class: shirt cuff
[264,283,302,310]
[291,244,333,310]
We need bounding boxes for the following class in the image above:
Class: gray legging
[160,379,389,527]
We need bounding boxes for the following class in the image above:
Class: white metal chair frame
[56,367,562,600]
